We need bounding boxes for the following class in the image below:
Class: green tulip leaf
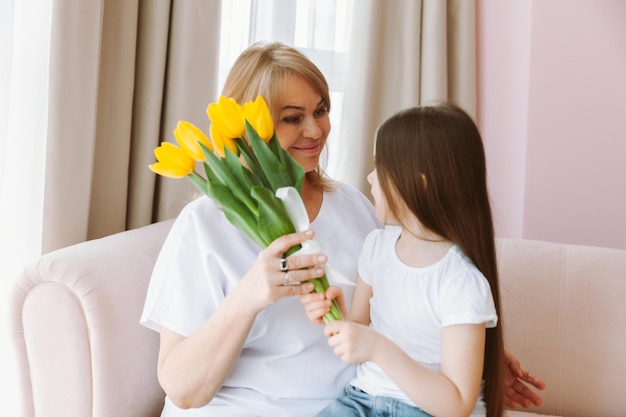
[246,122,292,191]
[206,182,265,248]
[250,186,296,244]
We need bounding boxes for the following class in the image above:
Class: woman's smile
[292,142,321,154]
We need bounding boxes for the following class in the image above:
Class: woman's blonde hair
[221,41,334,190]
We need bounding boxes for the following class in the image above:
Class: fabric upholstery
[10,220,173,417]
[497,238,626,417]
[9,223,626,416]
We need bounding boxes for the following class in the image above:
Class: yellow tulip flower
[207,96,246,140]
[243,96,274,142]
[149,142,195,178]
[210,123,238,158]
[174,121,213,161]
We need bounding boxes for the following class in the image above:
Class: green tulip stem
[187,171,208,193]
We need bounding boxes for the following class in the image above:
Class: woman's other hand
[503,349,546,409]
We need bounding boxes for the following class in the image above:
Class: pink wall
[477,0,626,249]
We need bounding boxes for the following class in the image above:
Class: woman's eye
[282,115,303,124]
[314,108,329,118]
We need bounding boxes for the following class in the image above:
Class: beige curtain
[42,0,221,253]
[336,0,476,193]
[38,0,475,251]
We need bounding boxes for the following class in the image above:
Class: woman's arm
[157,292,258,408]
[156,230,324,409]
[324,322,485,417]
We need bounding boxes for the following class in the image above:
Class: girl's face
[275,76,330,174]
[367,168,391,223]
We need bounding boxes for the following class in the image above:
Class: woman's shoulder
[326,182,375,214]
[322,181,380,228]
[329,181,369,200]
[167,194,237,241]
[178,194,214,213]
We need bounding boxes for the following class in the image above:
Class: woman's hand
[300,286,346,324]
[503,349,546,409]
[236,229,326,314]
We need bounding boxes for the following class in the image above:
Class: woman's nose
[303,117,323,139]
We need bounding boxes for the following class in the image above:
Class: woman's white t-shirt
[141,183,379,417]
[351,226,498,416]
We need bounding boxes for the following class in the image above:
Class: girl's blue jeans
[315,385,433,417]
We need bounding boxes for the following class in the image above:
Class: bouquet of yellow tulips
[149,96,342,323]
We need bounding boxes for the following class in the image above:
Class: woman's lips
[293,143,320,154]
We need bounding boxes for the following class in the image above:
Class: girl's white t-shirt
[140,183,380,417]
[352,226,498,416]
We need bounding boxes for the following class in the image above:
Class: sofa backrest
[496,238,626,417]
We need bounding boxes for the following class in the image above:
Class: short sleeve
[140,197,259,337]
[439,264,498,329]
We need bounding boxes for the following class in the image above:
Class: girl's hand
[300,286,346,324]
[323,320,383,364]
[237,229,326,314]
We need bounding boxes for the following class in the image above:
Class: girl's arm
[325,321,485,417]
[347,277,372,325]
[376,323,485,417]
[157,230,321,409]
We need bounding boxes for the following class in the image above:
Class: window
[218,0,354,178]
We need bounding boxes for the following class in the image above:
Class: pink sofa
[9,220,626,416]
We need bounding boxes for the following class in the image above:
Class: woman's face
[275,76,330,173]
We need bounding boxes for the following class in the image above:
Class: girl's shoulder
[362,225,400,251]
[446,246,482,274]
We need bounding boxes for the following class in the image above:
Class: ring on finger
[279,256,288,272]
[283,272,301,286]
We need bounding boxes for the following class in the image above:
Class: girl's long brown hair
[375,104,504,417]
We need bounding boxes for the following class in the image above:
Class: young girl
[302,104,504,417]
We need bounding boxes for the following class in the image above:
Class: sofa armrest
[10,220,173,417]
